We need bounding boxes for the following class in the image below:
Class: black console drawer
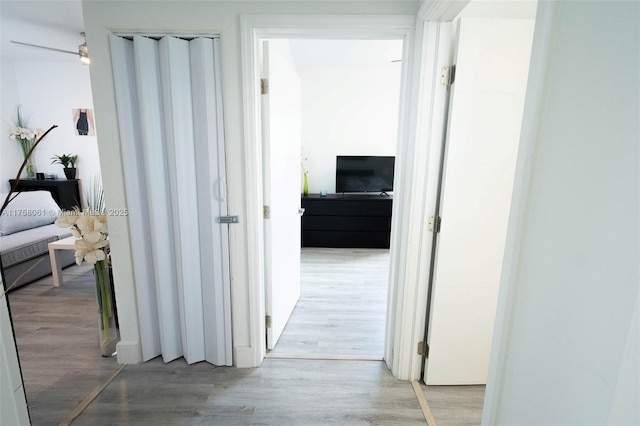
[302,199,391,216]
[302,231,390,248]
[300,194,392,248]
[9,178,81,210]
[302,215,391,232]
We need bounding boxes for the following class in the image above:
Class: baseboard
[234,346,262,368]
[116,340,141,364]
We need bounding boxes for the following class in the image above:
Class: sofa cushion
[1,235,59,268]
[0,224,73,268]
[0,223,73,252]
[0,223,74,290]
[0,191,62,236]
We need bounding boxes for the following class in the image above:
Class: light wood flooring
[7,263,118,426]
[421,385,485,426]
[75,357,427,425]
[269,248,389,359]
[6,249,484,425]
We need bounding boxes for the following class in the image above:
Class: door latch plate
[216,215,239,224]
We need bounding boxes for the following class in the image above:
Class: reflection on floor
[7,263,117,426]
[269,248,389,359]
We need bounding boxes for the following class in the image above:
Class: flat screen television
[336,155,395,194]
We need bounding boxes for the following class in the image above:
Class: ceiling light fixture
[78,32,91,65]
[78,46,90,65]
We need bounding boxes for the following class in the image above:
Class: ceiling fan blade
[10,40,78,56]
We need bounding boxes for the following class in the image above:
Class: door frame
[240,14,422,377]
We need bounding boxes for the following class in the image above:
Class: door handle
[298,208,305,216]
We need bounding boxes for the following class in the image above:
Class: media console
[9,179,81,210]
[301,193,392,248]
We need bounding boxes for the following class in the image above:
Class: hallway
[268,248,389,359]
[8,251,483,425]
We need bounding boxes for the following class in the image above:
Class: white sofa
[0,191,74,292]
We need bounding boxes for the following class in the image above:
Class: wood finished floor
[6,249,484,425]
[74,357,427,425]
[421,384,485,426]
[7,263,118,426]
[269,248,389,359]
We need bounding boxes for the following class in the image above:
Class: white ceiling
[456,0,538,20]
[287,39,404,69]
[1,0,84,62]
[1,0,83,31]
[0,0,535,64]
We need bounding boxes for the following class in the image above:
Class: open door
[423,18,535,384]
[261,40,302,350]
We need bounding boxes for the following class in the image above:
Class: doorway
[262,39,404,360]
[239,14,421,371]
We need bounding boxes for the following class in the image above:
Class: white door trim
[383,1,472,380]
[239,13,420,374]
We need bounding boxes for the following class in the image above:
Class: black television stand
[301,193,393,248]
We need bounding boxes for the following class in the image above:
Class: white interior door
[262,40,302,350]
[424,18,535,384]
[111,35,232,366]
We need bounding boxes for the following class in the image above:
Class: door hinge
[417,341,429,357]
[440,65,456,86]
[261,78,269,95]
[428,215,442,233]
[265,315,272,328]
[263,205,270,219]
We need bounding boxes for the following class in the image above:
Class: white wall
[0,59,22,192]
[0,15,99,198]
[12,62,100,195]
[295,41,403,193]
[81,0,419,366]
[484,1,639,424]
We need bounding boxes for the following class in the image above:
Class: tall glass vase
[94,259,120,357]
[18,138,37,178]
[24,156,36,179]
[303,173,309,196]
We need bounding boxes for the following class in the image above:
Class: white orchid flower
[9,125,38,141]
[95,214,108,233]
[76,223,101,244]
[83,249,107,265]
[56,209,110,266]
[55,213,79,228]
[82,212,108,232]
[74,236,108,265]
[9,128,21,139]
[19,129,32,140]
[76,215,108,243]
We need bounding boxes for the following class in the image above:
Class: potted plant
[51,154,78,179]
